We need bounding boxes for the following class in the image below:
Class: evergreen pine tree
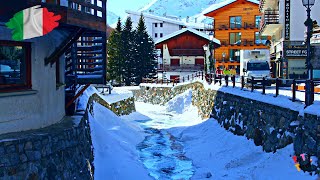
[134,14,157,84]
[121,17,136,86]
[107,18,123,84]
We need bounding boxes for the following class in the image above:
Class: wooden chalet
[204,0,270,74]
[155,28,220,82]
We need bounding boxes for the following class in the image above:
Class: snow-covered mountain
[139,0,226,21]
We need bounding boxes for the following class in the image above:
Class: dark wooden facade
[156,31,211,56]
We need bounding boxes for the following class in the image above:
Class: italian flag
[6,5,61,41]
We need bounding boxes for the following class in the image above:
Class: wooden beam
[45,27,85,65]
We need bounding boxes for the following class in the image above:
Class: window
[255,32,268,44]
[170,59,180,66]
[160,23,163,27]
[155,33,158,38]
[230,16,242,29]
[160,33,163,38]
[0,41,31,92]
[255,16,261,28]
[229,49,240,62]
[195,58,204,66]
[230,32,241,45]
[155,23,158,27]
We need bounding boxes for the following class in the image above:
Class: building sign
[285,49,307,57]
[285,0,290,40]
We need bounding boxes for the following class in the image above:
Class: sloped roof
[203,0,259,15]
[155,28,221,45]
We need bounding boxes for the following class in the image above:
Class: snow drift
[87,97,151,179]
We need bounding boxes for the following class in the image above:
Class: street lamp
[222,52,226,70]
[203,44,208,74]
[302,0,316,106]
[209,32,215,74]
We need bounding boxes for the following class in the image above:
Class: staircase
[65,30,106,89]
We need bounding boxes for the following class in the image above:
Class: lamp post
[302,0,315,106]
[203,44,208,74]
[209,32,215,75]
[222,52,226,70]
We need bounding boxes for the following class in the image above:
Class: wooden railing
[163,64,204,71]
[142,71,204,86]
[220,39,267,46]
[214,22,258,30]
[260,10,279,33]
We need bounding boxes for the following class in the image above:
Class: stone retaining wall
[90,93,136,116]
[134,82,320,174]
[0,115,94,179]
[0,90,136,179]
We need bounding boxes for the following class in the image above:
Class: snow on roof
[202,0,259,15]
[155,28,221,45]
[125,10,204,29]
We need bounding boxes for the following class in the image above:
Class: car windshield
[247,62,269,71]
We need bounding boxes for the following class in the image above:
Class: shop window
[0,41,31,92]
[229,49,240,62]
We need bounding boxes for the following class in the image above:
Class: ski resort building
[155,28,220,82]
[0,0,107,134]
[260,0,320,79]
[126,10,205,42]
[203,0,270,74]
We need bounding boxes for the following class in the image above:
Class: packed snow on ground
[169,119,316,179]
[81,86,317,179]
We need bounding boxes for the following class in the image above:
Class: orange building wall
[205,0,269,70]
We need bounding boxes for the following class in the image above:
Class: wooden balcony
[260,10,281,36]
[220,39,268,47]
[163,64,204,72]
[214,22,258,31]
[0,0,106,32]
[170,49,205,56]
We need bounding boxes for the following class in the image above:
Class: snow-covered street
[86,88,317,179]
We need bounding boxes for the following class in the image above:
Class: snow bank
[100,88,134,104]
[172,119,315,179]
[89,103,151,180]
[77,86,100,111]
[165,89,192,114]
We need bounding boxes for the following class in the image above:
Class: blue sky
[107,0,151,17]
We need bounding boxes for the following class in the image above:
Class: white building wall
[0,25,66,134]
[160,44,206,80]
[128,13,181,41]
[278,0,320,41]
